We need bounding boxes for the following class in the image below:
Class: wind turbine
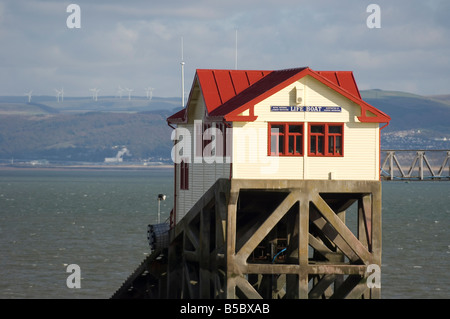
[145,87,154,101]
[55,88,62,102]
[235,27,238,70]
[24,90,32,103]
[125,88,134,101]
[89,88,100,101]
[117,86,124,99]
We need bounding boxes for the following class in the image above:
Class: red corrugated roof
[210,67,306,121]
[167,69,272,124]
[196,69,272,114]
[167,67,390,125]
[316,71,361,99]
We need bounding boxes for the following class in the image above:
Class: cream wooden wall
[232,75,380,180]
[175,93,231,222]
[175,75,380,222]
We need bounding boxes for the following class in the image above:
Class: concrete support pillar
[150,178,383,299]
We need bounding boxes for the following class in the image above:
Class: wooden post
[298,197,309,299]
[224,179,382,299]
[116,178,383,299]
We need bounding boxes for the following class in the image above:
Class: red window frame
[202,123,212,155]
[308,123,344,157]
[201,122,228,158]
[214,122,227,158]
[195,121,203,158]
[268,122,304,156]
[180,160,189,190]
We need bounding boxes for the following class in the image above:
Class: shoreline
[0,164,173,171]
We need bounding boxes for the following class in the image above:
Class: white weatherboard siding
[175,74,381,222]
[305,123,379,180]
[231,121,305,179]
[254,77,358,124]
[232,76,380,181]
[174,124,231,223]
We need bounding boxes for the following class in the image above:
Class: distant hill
[0,90,449,163]
[427,94,450,105]
[0,95,181,115]
[0,110,178,162]
[0,95,183,163]
[361,90,450,149]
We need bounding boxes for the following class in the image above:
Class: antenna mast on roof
[181,37,185,108]
[235,28,238,70]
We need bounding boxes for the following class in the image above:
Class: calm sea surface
[0,169,448,299]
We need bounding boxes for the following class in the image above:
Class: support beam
[358,195,372,250]
[236,191,300,263]
[311,194,373,264]
[117,179,382,299]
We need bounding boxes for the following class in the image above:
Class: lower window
[308,123,343,156]
[269,123,303,156]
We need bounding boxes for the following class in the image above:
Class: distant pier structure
[112,67,391,299]
[381,150,450,181]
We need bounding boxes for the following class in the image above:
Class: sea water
[0,168,173,299]
[0,169,448,299]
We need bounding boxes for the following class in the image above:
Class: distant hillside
[361,90,450,149]
[428,94,450,105]
[0,90,449,163]
[0,110,177,162]
[0,95,181,115]
[0,95,182,163]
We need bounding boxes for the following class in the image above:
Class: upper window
[200,122,229,159]
[269,123,303,156]
[308,123,343,157]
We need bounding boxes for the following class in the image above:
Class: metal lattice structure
[381,150,450,181]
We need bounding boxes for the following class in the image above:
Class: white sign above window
[270,106,342,112]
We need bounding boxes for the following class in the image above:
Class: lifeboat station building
[164,67,391,299]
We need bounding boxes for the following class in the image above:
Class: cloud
[0,0,449,97]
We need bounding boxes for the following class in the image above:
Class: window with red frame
[180,160,189,190]
[308,123,343,156]
[269,123,303,156]
[201,122,228,159]
[202,123,212,155]
[215,123,227,158]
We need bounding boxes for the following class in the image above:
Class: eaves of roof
[167,67,390,125]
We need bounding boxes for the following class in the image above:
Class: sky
[1,0,449,99]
